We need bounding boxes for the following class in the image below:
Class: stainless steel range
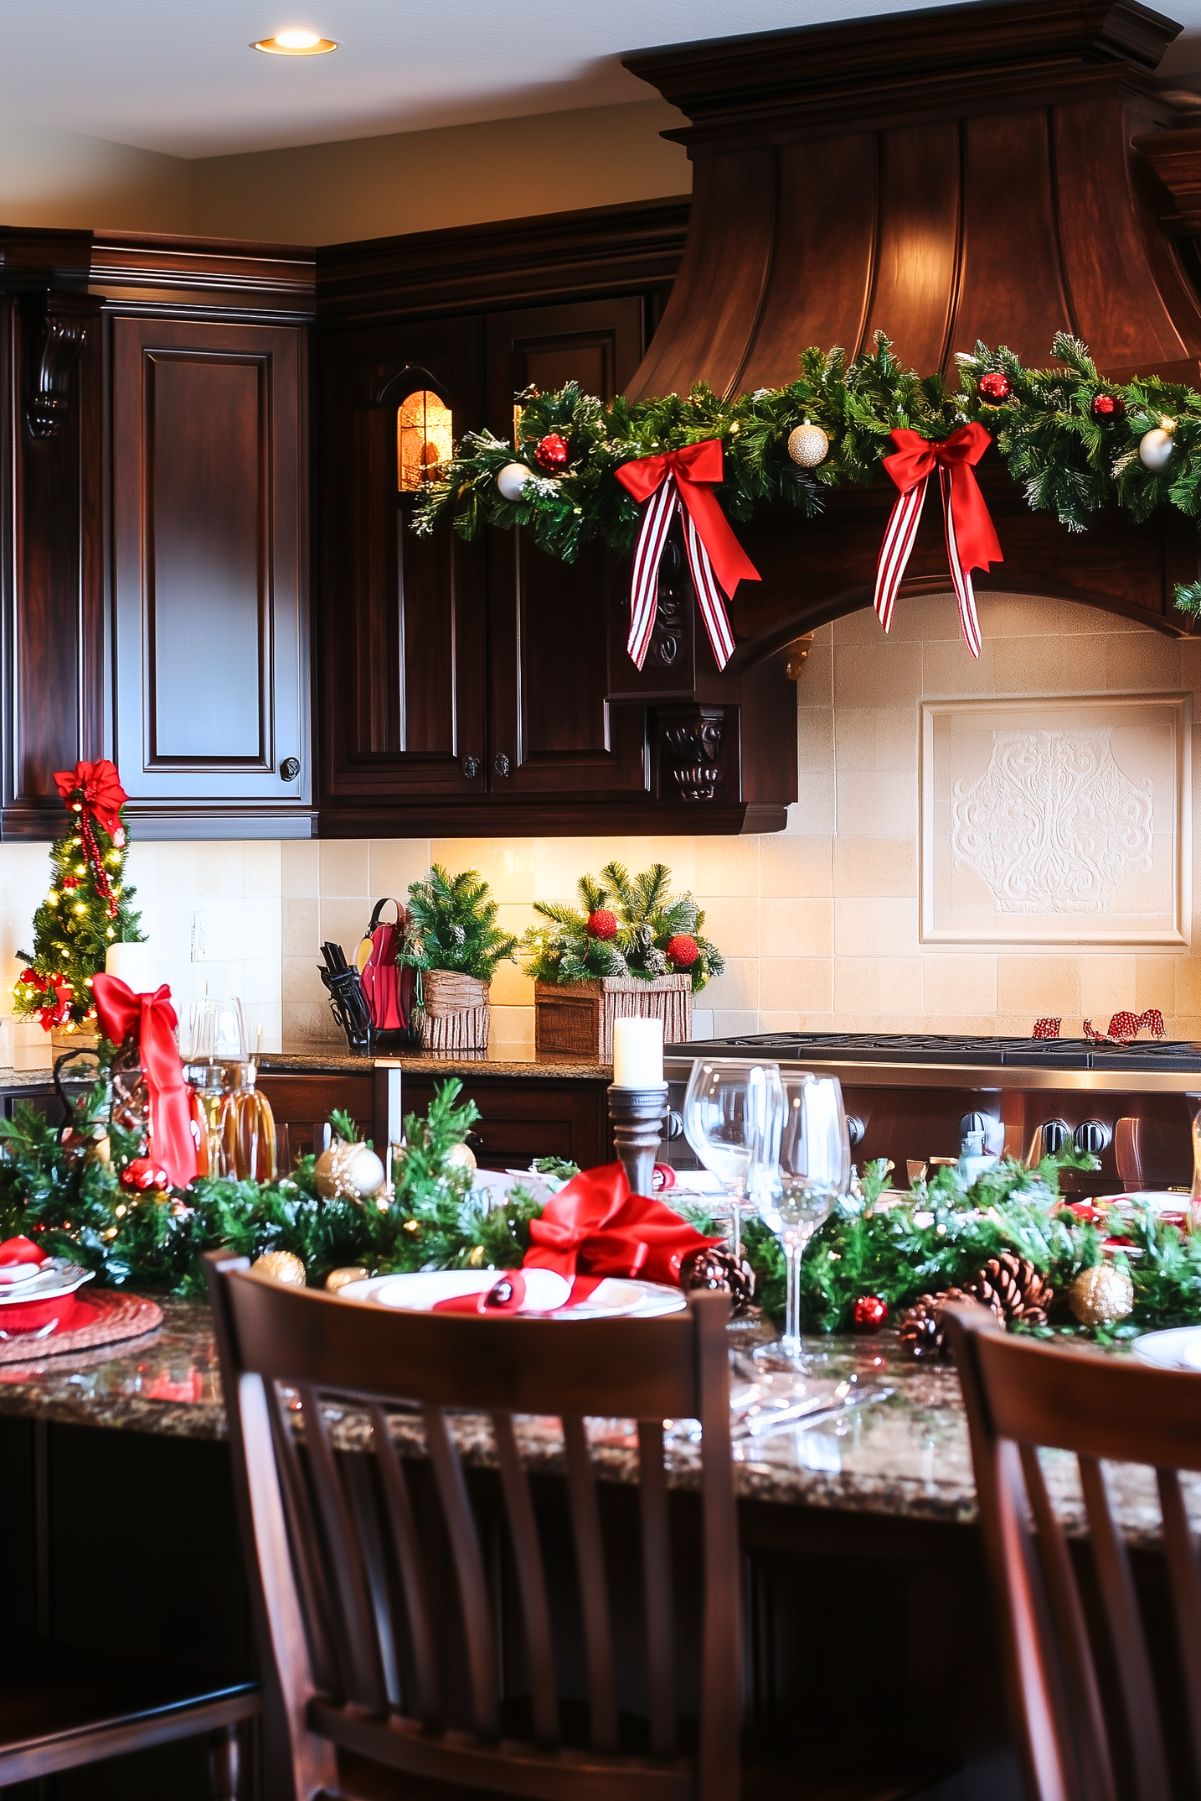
[663,1032,1201,1190]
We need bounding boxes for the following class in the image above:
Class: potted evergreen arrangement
[523,861,723,1060]
[402,866,517,1053]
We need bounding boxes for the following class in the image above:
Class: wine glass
[755,1072,851,1369]
[682,1058,784,1266]
[184,996,247,1173]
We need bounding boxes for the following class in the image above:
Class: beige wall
[187,100,688,243]
[0,115,192,231]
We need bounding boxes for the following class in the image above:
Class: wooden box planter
[534,974,692,1062]
[419,970,491,1053]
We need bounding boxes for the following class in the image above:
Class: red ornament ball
[852,1294,889,1333]
[1091,391,1126,422]
[534,432,570,472]
[120,1156,169,1193]
[977,371,1012,405]
[586,908,618,941]
[61,877,79,891]
[665,933,700,970]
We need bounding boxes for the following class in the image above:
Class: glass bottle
[220,1063,277,1181]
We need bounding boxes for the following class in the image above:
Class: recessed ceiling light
[252,28,339,55]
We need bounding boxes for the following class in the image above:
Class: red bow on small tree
[92,973,198,1191]
[53,759,128,844]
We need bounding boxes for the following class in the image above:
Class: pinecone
[971,1252,1054,1327]
[680,1245,757,1316]
[897,1287,997,1361]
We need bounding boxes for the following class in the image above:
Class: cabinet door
[110,315,308,808]
[398,1074,609,1170]
[316,318,487,806]
[485,299,648,797]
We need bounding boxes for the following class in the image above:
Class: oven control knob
[1038,1118,1071,1156]
[664,1110,684,1141]
[846,1114,866,1148]
[1074,1119,1113,1157]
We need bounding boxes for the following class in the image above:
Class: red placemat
[0,1291,162,1363]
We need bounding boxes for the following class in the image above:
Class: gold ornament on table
[314,1138,386,1200]
[445,1140,477,1178]
[1068,1263,1134,1327]
[786,421,830,468]
[325,1265,369,1296]
[251,1250,306,1287]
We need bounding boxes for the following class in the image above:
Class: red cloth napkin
[524,1162,720,1283]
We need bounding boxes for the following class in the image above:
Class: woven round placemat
[0,1291,163,1363]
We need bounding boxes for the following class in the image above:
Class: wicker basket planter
[419,969,491,1053]
[534,974,692,1063]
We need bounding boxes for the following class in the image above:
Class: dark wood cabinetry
[110,313,310,831]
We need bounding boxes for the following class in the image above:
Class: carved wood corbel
[655,704,727,802]
[23,292,100,440]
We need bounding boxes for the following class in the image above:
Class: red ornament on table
[586,908,618,940]
[534,432,570,472]
[665,933,699,970]
[1091,392,1125,422]
[120,1156,170,1193]
[977,371,1012,404]
[852,1294,889,1333]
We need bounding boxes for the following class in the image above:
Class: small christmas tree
[401,866,517,983]
[13,760,144,1034]
[522,860,724,991]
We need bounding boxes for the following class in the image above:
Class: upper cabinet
[110,314,310,830]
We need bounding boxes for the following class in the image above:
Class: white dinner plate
[1132,1326,1201,1372]
[1109,1192,1191,1214]
[0,1262,95,1305]
[339,1268,686,1319]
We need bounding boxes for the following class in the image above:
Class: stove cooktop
[666,1032,1201,1074]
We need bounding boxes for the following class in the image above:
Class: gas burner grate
[668,1031,1201,1073]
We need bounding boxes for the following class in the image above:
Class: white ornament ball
[496,461,533,502]
[314,1139,387,1200]
[787,422,830,469]
[1138,426,1175,471]
[446,1141,477,1178]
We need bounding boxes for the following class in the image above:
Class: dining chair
[946,1302,1201,1801]
[206,1252,943,1801]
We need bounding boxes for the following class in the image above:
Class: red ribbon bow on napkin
[615,440,760,672]
[873,424,1002,657]
[92,973,198,1191]
[524,1162,720,1285]
[53,759,128,843]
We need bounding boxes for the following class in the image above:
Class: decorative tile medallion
[921,696,1190,945]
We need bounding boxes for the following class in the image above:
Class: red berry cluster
[586,908,618,941]
[664,933,699,970]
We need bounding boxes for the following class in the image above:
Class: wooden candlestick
[608,1083,668,1197]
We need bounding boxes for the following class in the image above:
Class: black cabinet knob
[1074,1119,1113,1157]
[280,756,301,782]
[493,752,512,777]
[461,755,480,780]
[846,1114,866,1148]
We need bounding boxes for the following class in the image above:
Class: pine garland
[522,860,723,991]
[413,331,1201,619]
[401,865,518,984]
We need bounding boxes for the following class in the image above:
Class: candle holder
[608,1082,668,1197]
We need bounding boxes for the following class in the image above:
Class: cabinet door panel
[485,299,648,798]
[111,316,307,803]
[317,320,486,801]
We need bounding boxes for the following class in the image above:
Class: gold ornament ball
[314,1139,386,1200]
[251,1250,306,1287]
[1068,1262,1134,1327]
[445,1141,477,1178]
[787,422,830,469]
[325,1265,369,1296]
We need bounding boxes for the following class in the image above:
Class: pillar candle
[104,940,155,991]
[612,1016,664,1088]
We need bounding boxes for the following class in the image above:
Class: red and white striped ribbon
[939,466,983,658]
[873,480,928,637]
[627,475,735,671]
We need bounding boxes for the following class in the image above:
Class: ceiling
[5,0,1201,161]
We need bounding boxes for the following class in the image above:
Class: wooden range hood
[619,0,1201,656]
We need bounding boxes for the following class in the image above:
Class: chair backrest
[946,1303,1201,1801]
[206,1254,738,1801]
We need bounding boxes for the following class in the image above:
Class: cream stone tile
[489,961,534,1007]
[283,898,319,958]
[920,639,997,697]
[833,897,917,955]
[1105,633,1183,691]
[319,898,369,956]
[239,956,279,1006]
[834,709,879,772]
[692,837,760,898]
[688,1009,714,1040]
[242,842,282,898]
[830,607,882,646]
[244,896,282,951]
[1137,956,1179,1016]
[883,591,964,642]
[319,840,370,898]
[195,843,245,897]
[789,771,836,835]
[835,769,916,839]
[921,954,997,1015]
[996,957,1082,1018]
[702,958,760,1011]
[283,997,341,1048]
[242,1001,282,1053]
[833,957,879,1015]
[796,706,835,773]
[991,636,1069,695]
[1061,635,1112,693]
[1172,958,1201,1016]
[833,837,916,897]
[986,593,1086,638]
[430,837,530,904]
[702,896,761,957]
[757,957,833,1011]
[761,835,833,898]
[711,1009,762,1035]
[921,1012,1004,1035]
[496,901,538,941]
[281,839,320,898]
[795,632,833,704]
[757,1009,804,1030]
[834,642,923,709]
[878,958,923,1014]
[759,898,832,957]
[369,840,434,900]
[134,842,200,896]
[870,707,920,771]
[1078,956,1138,1018]
[490,1006,535,1051]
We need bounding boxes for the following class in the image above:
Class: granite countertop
[259,1049,612,1081]
[0,1296,1183,1546]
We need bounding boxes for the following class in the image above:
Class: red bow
[20,968,75,1031]
[92,973,198,1191]
[524,1162,720,1285]
[873,424,1002,657]
[615,439,760,671]
[53,759,128,844]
